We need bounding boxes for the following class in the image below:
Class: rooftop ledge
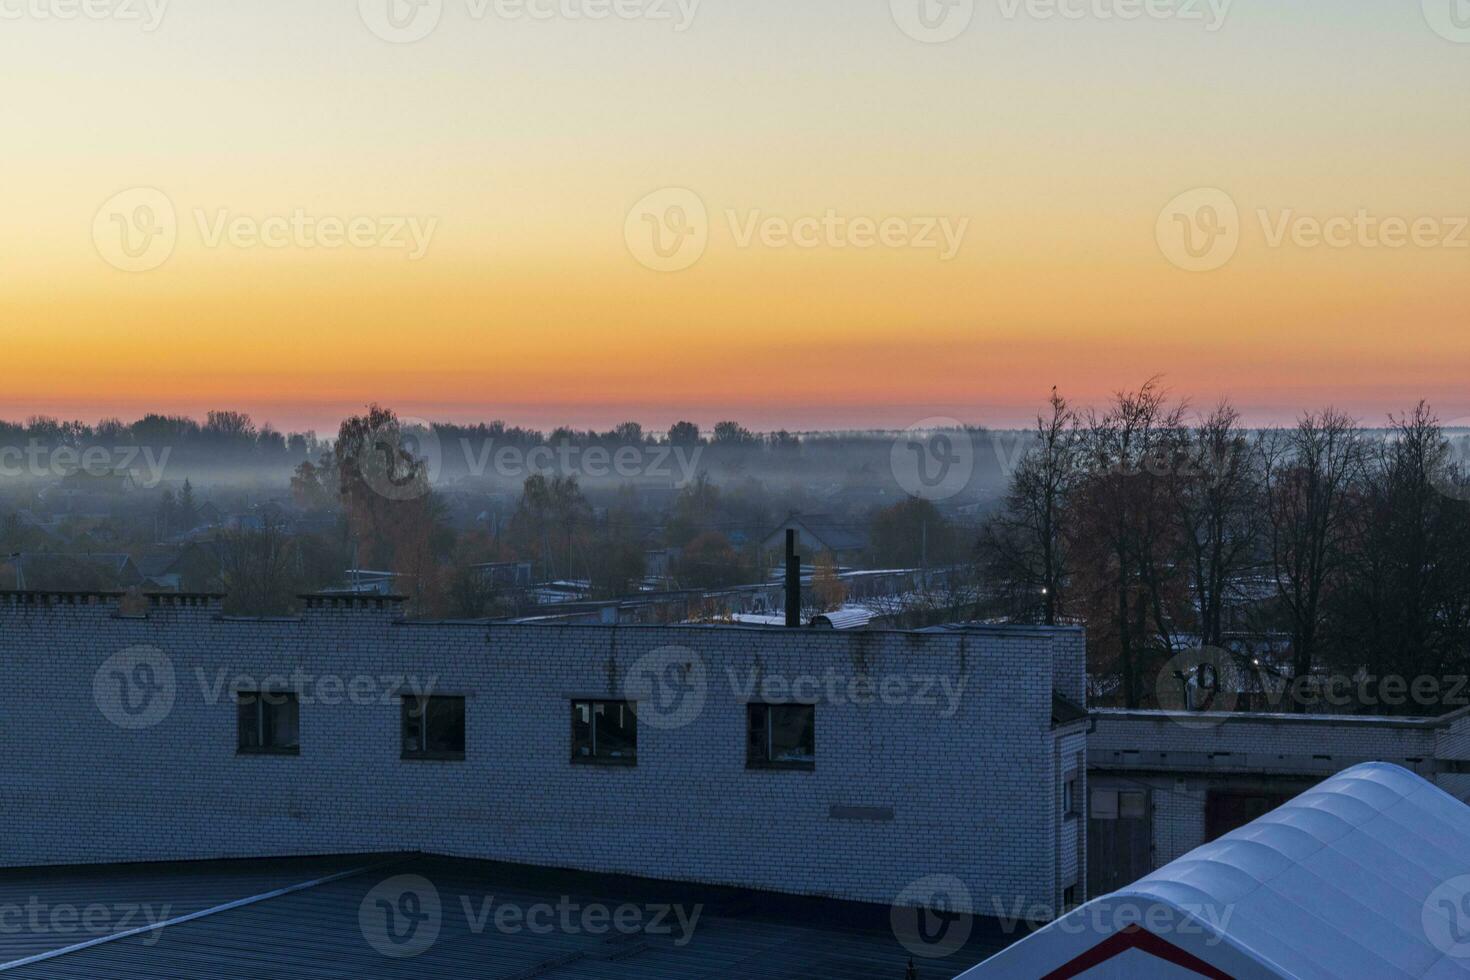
[1091,706,1467,729]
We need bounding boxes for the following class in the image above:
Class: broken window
[571,700,637,765]
[237,691,299,755]
[747,703,815,770]
[402,695,466,760]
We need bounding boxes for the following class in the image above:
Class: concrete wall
[0,593,1085,913]
[1089,708,1470,879]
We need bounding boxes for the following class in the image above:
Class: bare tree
[1261,409,1367,698]
[978,388,1079,624]
[1170,401,1260,647]
[215,515,299,616]
[1070,379,1188,708]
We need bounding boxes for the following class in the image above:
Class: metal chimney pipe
[785,529,801,628]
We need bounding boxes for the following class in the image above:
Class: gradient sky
[2,0,1467,434]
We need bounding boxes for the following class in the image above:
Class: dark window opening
[402,695,466,760]
[747,703,815,770]
[571,700,637,765]
[1064,775,1079,818]
[237,691,300,755]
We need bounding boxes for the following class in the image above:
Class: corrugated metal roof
[1,856,1006,979]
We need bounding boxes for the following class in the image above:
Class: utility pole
[920,520,928,589]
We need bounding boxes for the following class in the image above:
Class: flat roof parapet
[0,590,124,607]
[299,593,408,612]
[146,593,225,610]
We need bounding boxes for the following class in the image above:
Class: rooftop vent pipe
[785,529,801,628]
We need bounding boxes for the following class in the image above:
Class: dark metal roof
[0,856,1011,979]
[1051,691,1089,728]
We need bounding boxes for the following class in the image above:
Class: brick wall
[0,595,1083,912]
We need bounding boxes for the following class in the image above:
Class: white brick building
[0,591,1088,918]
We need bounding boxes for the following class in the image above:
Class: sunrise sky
[2,0,1467,434]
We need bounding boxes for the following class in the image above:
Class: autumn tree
[811,551,847,612]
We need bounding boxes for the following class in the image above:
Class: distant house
[321,570,402,596]
[56,470,136,496]
[13,552,144,591]
[468,561,534,590]
[761,513,870,562]
[134,544,218,593]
